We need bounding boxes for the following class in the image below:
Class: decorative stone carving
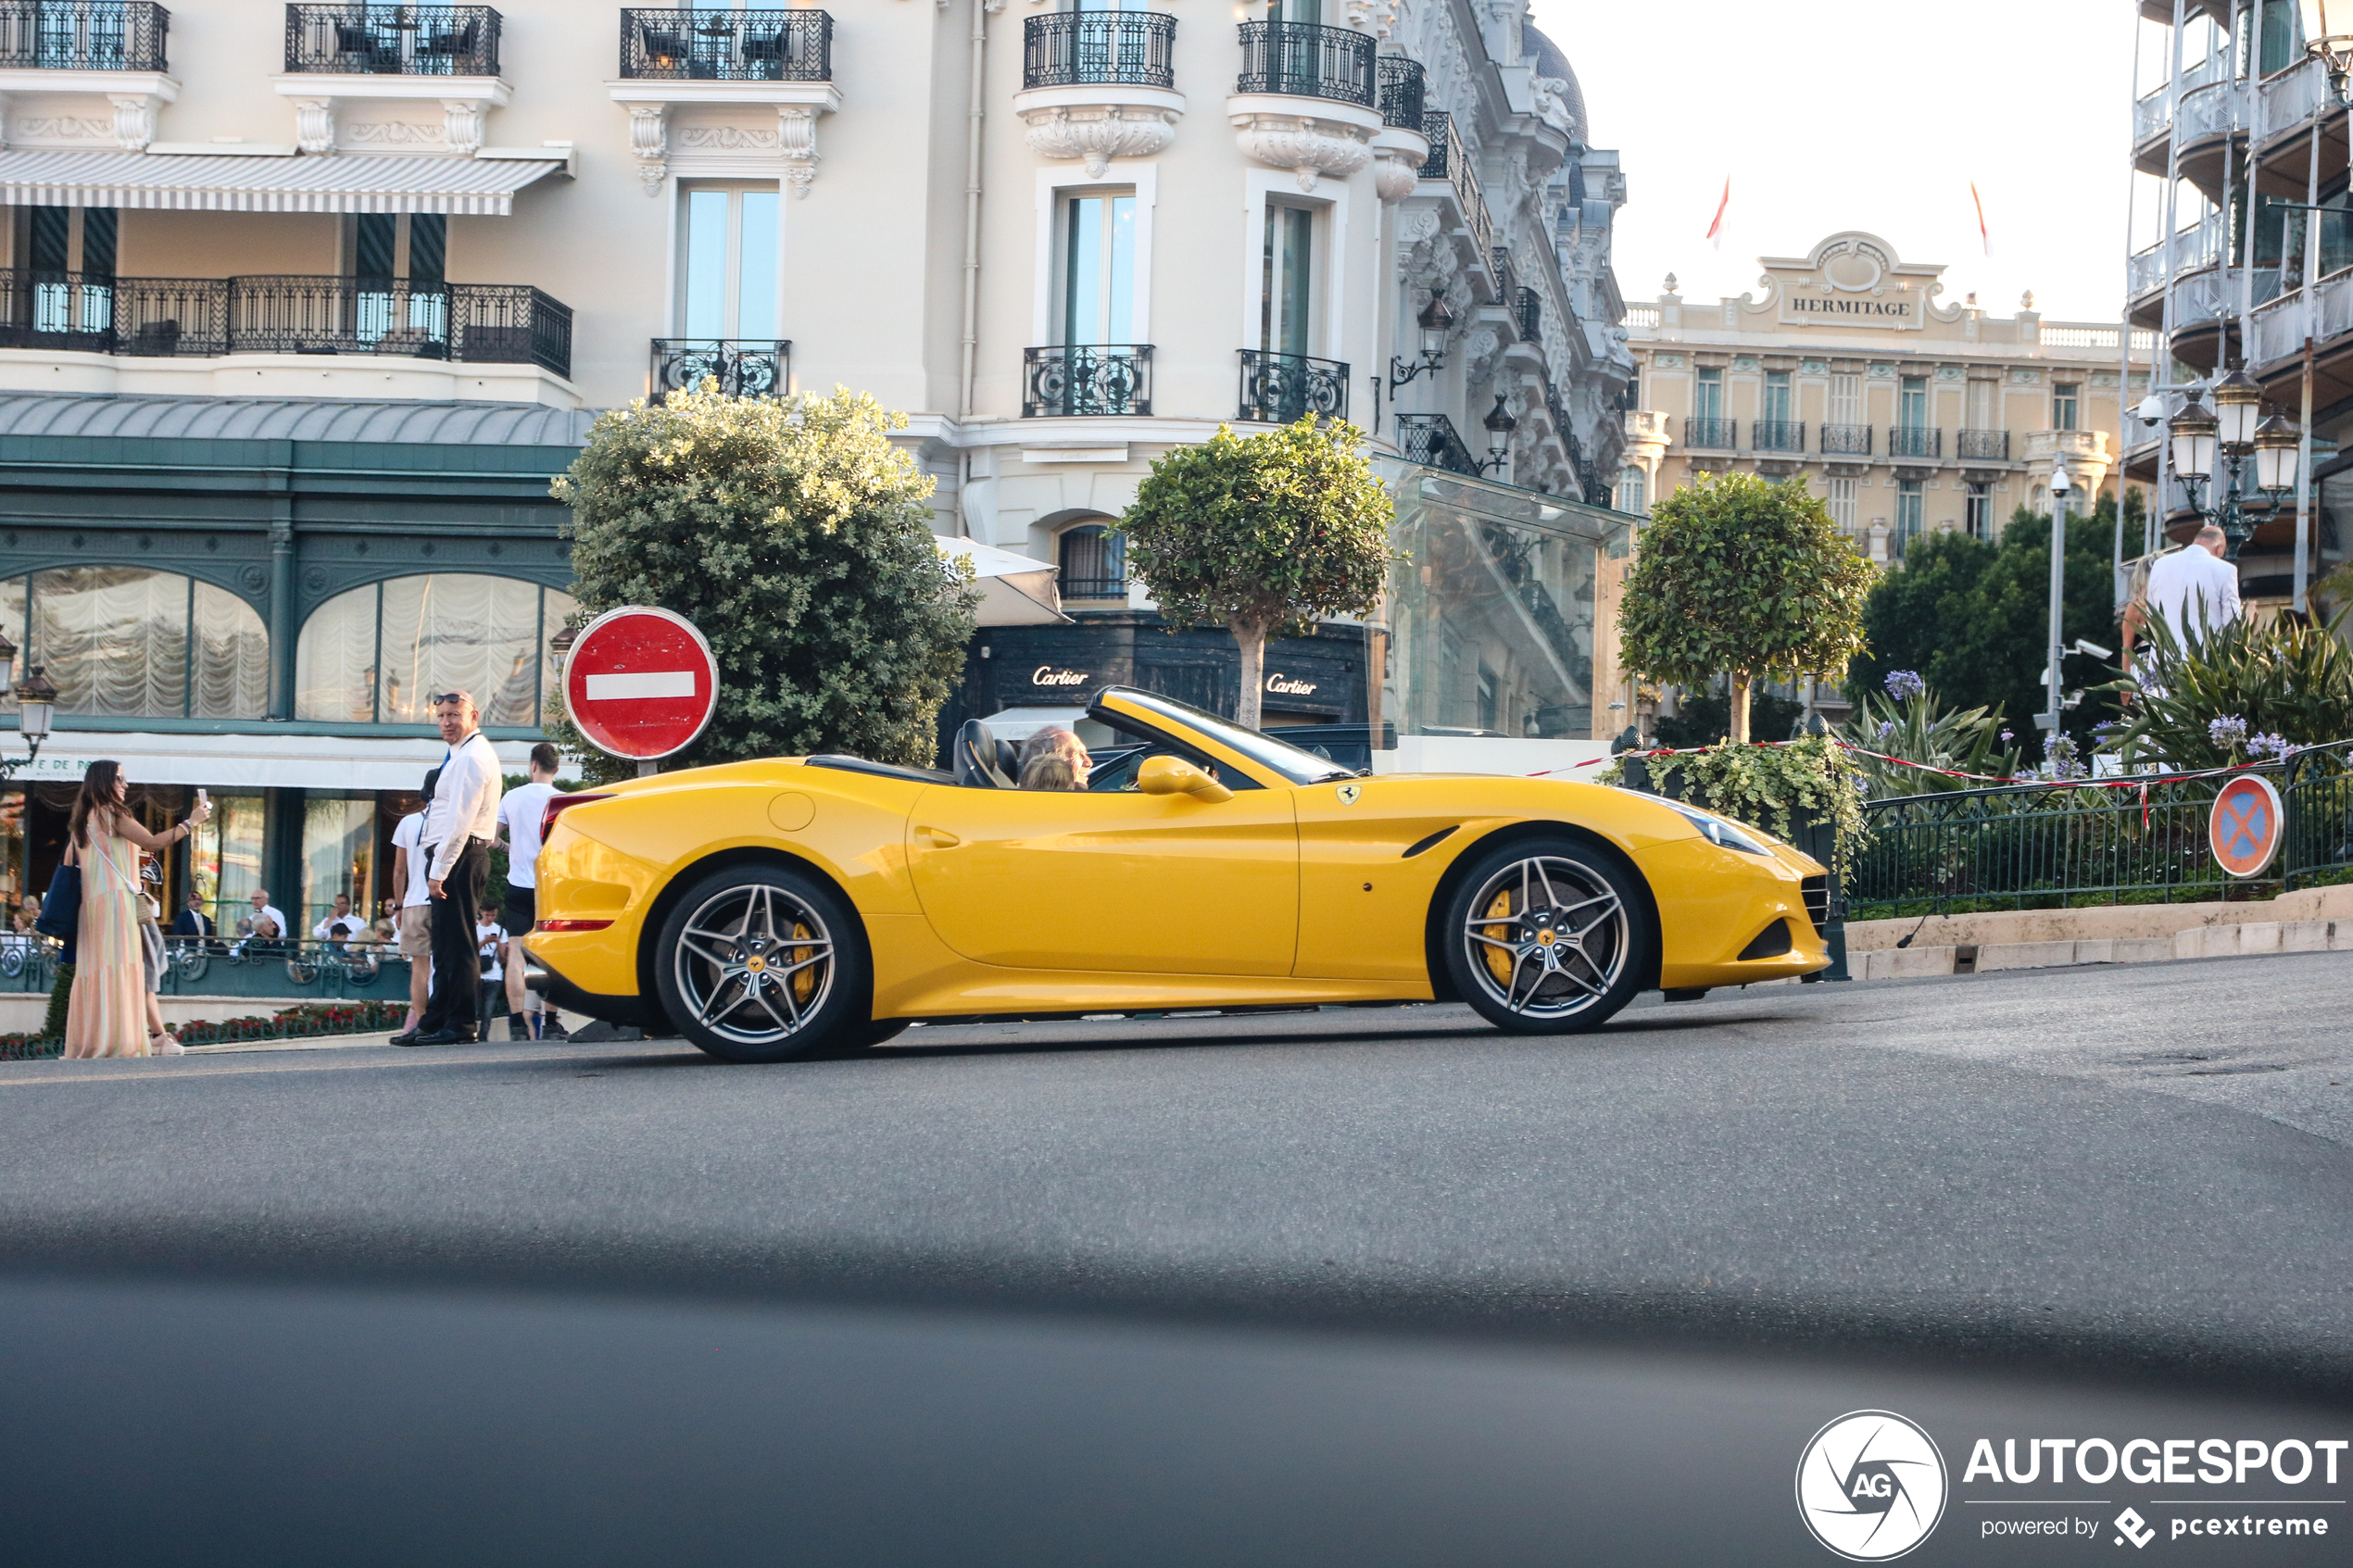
[441,97,484,153]
[1230,111,1371,193]
[1373,146,1420,203]
[346,120,447,146]
[628,104,668,194]
[679,124,781,151]
[1016,84,1184,178]
[289,95,335,155]
[16,116,112,142]
[778,105,819,197]
[107,94,157,150]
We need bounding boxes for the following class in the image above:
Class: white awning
[0,150,569,215]
[936,536,1069,626]
[13,731,547,792]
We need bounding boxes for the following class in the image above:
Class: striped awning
[0,151,568,216]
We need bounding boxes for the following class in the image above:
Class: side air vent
[1401,826,1459,859]
[1799,876,1829,936]
[1737,919,1793,961]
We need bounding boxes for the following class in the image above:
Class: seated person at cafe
[1017,727,1090,791]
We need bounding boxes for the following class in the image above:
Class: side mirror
[1136,755,1234,803]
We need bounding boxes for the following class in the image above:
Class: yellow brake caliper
[1480,890,1517,988]
[790,920,820,1008]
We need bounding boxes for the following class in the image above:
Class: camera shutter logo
[1795,1411,1947,1561]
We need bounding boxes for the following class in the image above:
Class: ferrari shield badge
[1337,784,1363,806]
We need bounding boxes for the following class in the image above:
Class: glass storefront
[299,797,378,939]
[1,568,270,720]
[189,792,267,926]
[1375,460,1632,743]
[295,573,580,726]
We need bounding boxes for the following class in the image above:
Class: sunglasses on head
[430,693,467,707]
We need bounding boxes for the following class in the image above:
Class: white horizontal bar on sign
[584,671,697,702]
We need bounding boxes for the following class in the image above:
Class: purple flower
[2000,728,2015,745]
[2208,715,2248,749]
[2246,732,2291,759]
[1875,720,1896,742]
[1884,670,1927,702]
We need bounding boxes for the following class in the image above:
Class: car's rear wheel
[653,864,871,1062]
[1441,837,1649,1035]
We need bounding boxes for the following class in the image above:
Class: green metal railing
[1849,741,2353,920]
[0,936,410,1000]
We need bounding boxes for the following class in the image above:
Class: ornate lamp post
[2300,1,2353,93]
[0,635,57,782]
[2152,371,2300,563]
[1476,395,1516,478]
[1387,290,1454,395]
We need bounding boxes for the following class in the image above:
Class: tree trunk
[1727,671,1752,746]
[1231,618,1268,730]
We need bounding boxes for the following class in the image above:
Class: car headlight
[1659,799,1774,857]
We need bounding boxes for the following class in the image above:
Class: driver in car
[1017,728,1091,791]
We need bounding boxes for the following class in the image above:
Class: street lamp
[2043,463,2072,735]
[2301,0,2353,93]
[1477,395,1516,477]
[1387,290,1453,394]
[0,642,57,782]
[2148,371,2299,561]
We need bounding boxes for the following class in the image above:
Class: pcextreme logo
[1797,1411,1950,1561]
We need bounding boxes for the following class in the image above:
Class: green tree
[1115,416,1395,729]
[1846,495,2128,747]
[547,385,975,781]
[1618,471,1874,745]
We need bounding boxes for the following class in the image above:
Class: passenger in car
[1017,727,1091,791]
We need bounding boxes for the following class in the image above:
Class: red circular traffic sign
[2208,774,2284,879]
[562,606,719,761]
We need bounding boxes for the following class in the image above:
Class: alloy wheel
[1460,854,1629,1020]
[671,881,835,1047]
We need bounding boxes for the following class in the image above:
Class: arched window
[1616,466,1647,517]
[296,574,580,726]
[1056,522,1126,601]
[0,568,268,719]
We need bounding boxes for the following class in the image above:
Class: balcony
[1888,425,1940,460]
[1022,345,1151,417]
[619,6,828,81]
[1017,11,1181,174]
[1682,416,1735,451]
[1365,55,1428,201]
[1956,428,2010,462]
[0,270,572,378]
[1237,348,1347,424]
[0,0,168,70]
[284,5,499,76]
[1235,19,1372,107]
[1819,423,1872,457]
[1392,412,1478,474]
[1751,420,1804,454]
[652,338,788,399]
[1411,110,1495,284]
[1376,55,1422,127]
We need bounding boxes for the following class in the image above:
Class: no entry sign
[562,606,719,761]
[2208,773,2284,879]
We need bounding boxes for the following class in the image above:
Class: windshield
[1094,687,1357,786]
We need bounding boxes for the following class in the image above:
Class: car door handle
[914,826,962,848]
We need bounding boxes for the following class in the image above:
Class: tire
[652,863,871,1063]
[1440,836,1651,1035]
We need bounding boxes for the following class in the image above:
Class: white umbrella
[936,535,1069,626]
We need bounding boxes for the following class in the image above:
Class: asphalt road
[2,949,2347,1388]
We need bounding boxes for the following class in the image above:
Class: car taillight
[536,918,614,933]
[541,792,613,844]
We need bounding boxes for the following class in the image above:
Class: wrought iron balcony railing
[1023,10,1173,89]
[0,270,572,377]
[284,4,498,76]
[1235,19,1373,107]
[620,6,830,82]
[1022,345,1151,417]
[1957,428,2010,461]
[1415,111,1493,261]
[1683,416,1736,450]
[1392,412,1478,475]
[652,338,789,399]
[1376,54,1423,129]
[1819,422,1872,456]
[1752,420,1805,454]
[0,0,168,69]
[1514,284,1541,345]
[1237,348,1348,423]
[1888,424,1941,459]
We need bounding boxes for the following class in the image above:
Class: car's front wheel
[653,864,872,1062]
[1441,836,1650,1035]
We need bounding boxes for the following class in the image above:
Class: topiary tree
[1618,471,1875,745]
[1115,416,1395,730]
[547,384,975,780]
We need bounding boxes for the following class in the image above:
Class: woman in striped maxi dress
[64,761,209,1060]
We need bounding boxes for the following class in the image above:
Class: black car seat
[953,719,1019,788]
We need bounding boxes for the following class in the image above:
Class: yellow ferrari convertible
[523,686,1831,1061]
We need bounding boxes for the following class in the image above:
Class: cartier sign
[1265,673,1319,696]
[1031,666,1090,687]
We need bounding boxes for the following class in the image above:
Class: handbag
[32,859,80,940]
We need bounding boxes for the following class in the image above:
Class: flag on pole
[1705,178,1730,252]
[1970,181,1992,257]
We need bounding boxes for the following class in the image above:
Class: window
[2259,0,2298,74]
[1966,377,1994,430]
[18,205,118,335]
[1895,479,1924,557]
[1261,202,1315,358]
[1965,482,1992,540]
[1062,191,1137,345]
[1826,475,1857,539]
[1616,465,1647,517]
[1692,367,1723,423]
[300,797,378,942]
[3,568,267,720]
[1056,522,1126,599]
[1898,375,1929,431]
[2052,382,2079,431]
[348,212,447,345]
[1829,371,1861,426]
[1761,370,1792,426]
[188,794,267,926]
[294,575,580,727]
[680,184,781,342]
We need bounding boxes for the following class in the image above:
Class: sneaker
[508,1016,532,1041]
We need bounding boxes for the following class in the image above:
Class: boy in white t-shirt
[474,908,507,1037]
[389,766,438,1034]
[495,742,564,1040]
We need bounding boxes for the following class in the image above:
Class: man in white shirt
[388,765,438,1035]
[310,894,356,943]
[395,691,504,1047]
[234,888,288,956]
[2140,525,2242,649]
[495,741,563,1040]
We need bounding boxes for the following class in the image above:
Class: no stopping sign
[561,606,720,761]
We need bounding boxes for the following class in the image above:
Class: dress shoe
[411,1028,473,1047]
[388,1029,424,1047]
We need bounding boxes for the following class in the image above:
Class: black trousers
[419,838,488,1037]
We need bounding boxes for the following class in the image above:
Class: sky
[1531,0,2148,325]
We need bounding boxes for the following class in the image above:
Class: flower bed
[0,998,408,1061]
